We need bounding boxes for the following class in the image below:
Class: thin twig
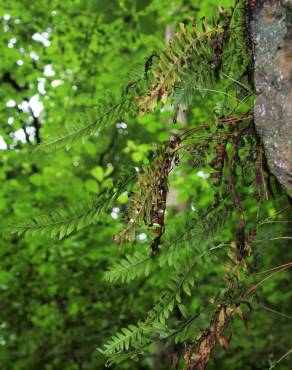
[270,348,292,369]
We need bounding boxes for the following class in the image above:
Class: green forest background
[0,0,291,369]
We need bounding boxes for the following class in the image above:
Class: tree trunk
[248,0,292,194]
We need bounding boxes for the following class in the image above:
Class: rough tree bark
[248,0,292,194]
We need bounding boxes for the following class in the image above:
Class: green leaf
[28,173,43,187]
[91,166,104,182]
[85,179,100,193]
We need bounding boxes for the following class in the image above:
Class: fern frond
[103,350,143,368]
[173,306,207,344]
[103,250,153,283]
[138,19,222,114]
[102,238,229,365]
[103,214,230,358]
[38,96,134,151]
[172,74,198,110]
[9,177,133,239]
[158,216,205,267]
[101,322,150,355]
[101,252,201,360]
[10,196,106,239]
[114,141,180,245]
[172,70,217,112]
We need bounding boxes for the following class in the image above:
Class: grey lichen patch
[249,0,292,191]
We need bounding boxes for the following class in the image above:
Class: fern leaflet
[103,250,153,283]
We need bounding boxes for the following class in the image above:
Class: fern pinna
[8,1,291,368]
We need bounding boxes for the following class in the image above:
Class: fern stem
[255,302,292,320]
[255,261,292,275]
[252,237,292,243]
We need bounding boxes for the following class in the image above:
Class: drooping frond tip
[9,196,106,240]
[8,177,134,239]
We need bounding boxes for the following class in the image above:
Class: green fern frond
[9,176,134,239]
[105,214,206,285]
[101,322,150,355]
[101,237,230,365]
[173,306,207,344]
[101,252,200,361]
[10,196,106,239]
[172,70,216,112]
[102,326,174,368]
[158,219,203,267]
[103,350,143,368]
[103,250,153,283]
[172,74,198,110]
[38,96,134,151]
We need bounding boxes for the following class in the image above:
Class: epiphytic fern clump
[8,0,292,368]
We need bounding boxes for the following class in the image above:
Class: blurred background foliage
[0,0,291,369]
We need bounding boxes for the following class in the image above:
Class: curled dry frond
[113,135,181,250]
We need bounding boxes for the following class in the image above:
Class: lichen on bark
[249,0,292,193]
